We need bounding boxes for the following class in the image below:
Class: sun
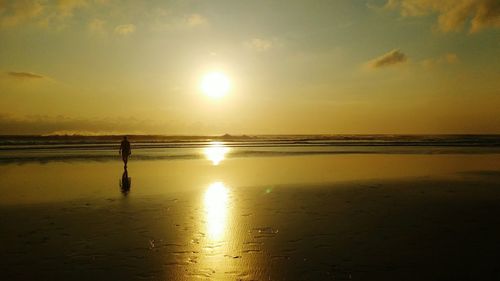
[200,72,230,98]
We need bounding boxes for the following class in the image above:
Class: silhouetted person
[119,136,131,168]
[120,167,131,196]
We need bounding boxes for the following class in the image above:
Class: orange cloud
[114,23,135,35]
[244,38,274,52]
[88,18,106,34]
[57,0,87,18]
[386,0,500,33]
[7,71,45,79]
[366,49,407,69]
[186,13,207,27]
[421,53,459,68]
[0,0,43,28]
[0,0,100,29]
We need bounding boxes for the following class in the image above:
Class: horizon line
[1,133,500,138]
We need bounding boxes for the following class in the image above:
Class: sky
[0,0,499,135]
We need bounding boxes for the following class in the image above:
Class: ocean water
[1,135,499,205]
[1,135,499,164]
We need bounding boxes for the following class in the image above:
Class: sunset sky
[1,0,499,135]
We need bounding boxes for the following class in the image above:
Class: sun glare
[203,142,230,166]
[204,182,230,240]
[200,72,230,98]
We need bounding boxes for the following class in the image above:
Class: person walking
[119,136,131,168]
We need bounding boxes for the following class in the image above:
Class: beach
[3,0,500,279]
[1,138,500,280]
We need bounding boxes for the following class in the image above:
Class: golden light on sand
[204,182,229,240]
[200,72,230,98]
[203,142,230,166]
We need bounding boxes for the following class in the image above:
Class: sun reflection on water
[204,182,229,240]
[203,142,230,166]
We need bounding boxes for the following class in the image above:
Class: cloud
[57,0,87,18]
[421,53,459,68]
[0,114,175,135]
[443,53,459,64]
[366,49,408,69]
[185,13,207,28]
[7,71,45,79]
[385,0,500,33]
[0,0,44,28]
[149,12,209,31]
[88,18,106,34]
[244,38,274,52]
[0,0,100,29]
[1,2,207,32]
[114,23,135,35]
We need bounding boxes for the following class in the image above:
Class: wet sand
[1,152,500,280]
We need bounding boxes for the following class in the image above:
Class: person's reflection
[120,167,132,196]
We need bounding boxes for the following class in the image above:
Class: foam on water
[1,135,499,164]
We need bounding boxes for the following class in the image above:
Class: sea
[1,134,499,164]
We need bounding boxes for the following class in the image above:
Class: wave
[1,134,500,150]
[1,135,499,165]
[1,145,499,165]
